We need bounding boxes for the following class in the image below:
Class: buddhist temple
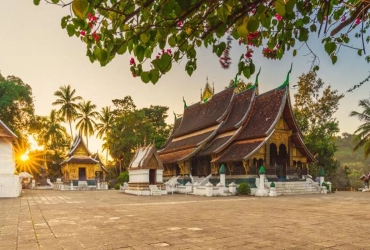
[60,135,107,187]
[125,144,165,195]
[158,68,316,184]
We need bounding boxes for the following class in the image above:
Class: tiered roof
[129,144,163,170]
[0,120,17,140]
[159,72,316,165]
[61,135,99,165]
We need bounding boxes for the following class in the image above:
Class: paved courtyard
[0,190,369,250]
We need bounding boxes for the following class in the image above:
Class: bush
[238,182,251,195]
[114,183,121,190]
[117,171,129,184]
[322,182,330,192]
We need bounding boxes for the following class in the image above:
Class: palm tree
[43,109,69,149]
[75,100,98,149]
[349,98,370,158]
[96,106,115,165]
[52,85,82,137]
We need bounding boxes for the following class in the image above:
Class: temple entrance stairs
[149,185,162,196]
[273,180,320,195]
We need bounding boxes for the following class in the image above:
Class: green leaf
[140,33,149,43]
[168,36,176,47]
[358,49,362,56]
[285,0,296,14]
[324,42,337,55]
[331,54,337,64]
[158,53,172,73]
[293,49,297,56]
[94,47,108,62]
[247,19,259,33]
[313,65,319,72]
[72,0,89,19]
[135,45,145,62]
[237,24,248,38]
[141,72,150,83]
[33,0,41,5]
[310,24,317,32]
[149,69,160,84]
[275,1,286,16]
[66,24,75,37]
[61,16,69,29]
[243,67,251,78]
[51,0,60,3]
[117,43,127,55]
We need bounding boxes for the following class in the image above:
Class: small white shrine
[125,144,166,195]
[0,120,21,197]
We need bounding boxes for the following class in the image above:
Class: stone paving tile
[1,190,370,249]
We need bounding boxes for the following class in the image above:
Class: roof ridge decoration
[201,78,214,103]
[183,96,187,109]
[246,67,261,92]
[277,63,293,90]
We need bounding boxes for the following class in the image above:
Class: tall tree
[112,96,136,116]
[30,110,71,180]
[349,98,370,158]
[0,72,35,140]
[75,100,98,148]
[52,85,82,137]
[96,106,114,165]
[35,0,370,83]
[294,72,344,178]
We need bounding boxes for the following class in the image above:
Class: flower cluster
[79,12,100,42]
[245,48,253,60]
[275,14,282,21]
[88,12,98,28]
[355,18,361,26]
[219,36,232,69]
[262,47,277,59]
[239,31,259,46]
[129,57,136,65]
[156,49,172,59]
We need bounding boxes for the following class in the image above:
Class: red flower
[130,57,136,65]
[92,32,99,42]
[80,30,86,36]
[132,73,136,78]
[355,18,361,25]
[177,20,183,27]
[275,14,282,21]
[167,49,172,54]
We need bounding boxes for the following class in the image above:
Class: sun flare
[20,154,29,162]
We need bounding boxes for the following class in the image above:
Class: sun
[20,153,29,162]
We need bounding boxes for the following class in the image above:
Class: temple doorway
[78,168,86,181]
[149,169,156,184]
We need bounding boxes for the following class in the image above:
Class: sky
[1,2,370,153]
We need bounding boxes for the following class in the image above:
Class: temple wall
[62,163,100,180]
[0,138,16,174]
[129,169,149,183]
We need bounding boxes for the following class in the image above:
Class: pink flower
[177,20,183,27]
[80,30,86,36]
[355,18,361,25]
[129,58,135,65]
[341,15,346,22]
[132,73,136,78]
[167,49,172,54]
[275,14,282,21]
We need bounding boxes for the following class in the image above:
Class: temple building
[158,69,316,183]
[60,135,107,187]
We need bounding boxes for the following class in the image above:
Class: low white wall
[0,174,21,197]
[129,169,149,183]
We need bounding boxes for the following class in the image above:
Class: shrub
[238,182,251,195]
[114,183,121,190]
[117,171,129,184]
[322,182,330,192]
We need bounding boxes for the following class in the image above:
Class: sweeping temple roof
[158,70,316,165]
